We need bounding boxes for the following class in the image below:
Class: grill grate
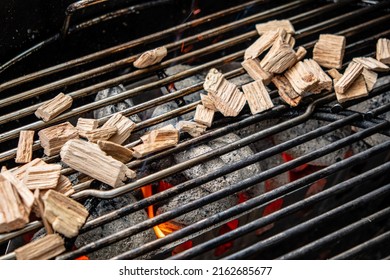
[0,0,389,260]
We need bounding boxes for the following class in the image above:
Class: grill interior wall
[0,0,390,260]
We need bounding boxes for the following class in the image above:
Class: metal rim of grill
[0,0,389,260]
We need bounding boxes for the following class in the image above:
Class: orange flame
[141,182,183,239]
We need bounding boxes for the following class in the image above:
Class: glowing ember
[141,182,184,238]
[214,192,249,256]
[193,8,201,16]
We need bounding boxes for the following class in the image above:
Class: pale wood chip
[35,93,73,122]
[15,130,35,164]
[313,34,346,69]
[242,80,274,114]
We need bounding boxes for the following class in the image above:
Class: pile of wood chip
[194,20,390,128]
[2,19,390,260]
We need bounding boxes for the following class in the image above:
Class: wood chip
[176,121,207,137]
[272,75,302,107]
[133,46,167,68]
[23,164,61,190]
[376,38,390,64]
[1,171,34,214]
[302,59,332,93]
[79,126,117,142]
[15,130,35,164]
[194,104,215,127]
[330,69,368,103]
[241,58,273,85]
[102,113,136,144]
[55,175,74,197]
[148,126,179,144]
[97,140,133,163]
[76,118,99,131]
[12,158,74,197]
[260,37,297,74]
[244,29,282,59]
[242,80,274,114]
[313,34,346,69]
[0,174,29,233]
[295,46,307,62]
[33,189,53,234]
[11,158,46,181]
[334,62,364,94]
[203,68,246,117]
[284,33,295,48]
[327,68,343,80]
[60,139,135,188]
[362,68,378,92]
[256,19,295,35]
[35,93,73,122]
[42,190,89,238]
[200,94,218,111]
[14,233,65,260]
[284,61,319,95]
[352,57,389,72]
[132,126,179,158]
[38,122,79,156]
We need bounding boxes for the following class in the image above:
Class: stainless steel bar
[331,230,390,260]
[0,0,267,89]
[59,124,390,260]
[71,94,334,200]
[0,0,304,107]
[277,206,390,259]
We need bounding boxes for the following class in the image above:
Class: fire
[141,181,194,255]
[141,181,184,239]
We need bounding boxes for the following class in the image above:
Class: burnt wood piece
[334,62,364,94]
[133,46,167,68]
[313,34,346,69]
[376,38,390,64]
[241,58,273,85]
[353,57,390,72]
[42,190,89,238]
[38,122,79,156]
[203,68,246,117]
[260,37,297,74]
[194,104,215,127]
[14,234,65,260]
[176,121,207,137]
[272,75,302,107]
[97,140,133,163]
[102,113,136,144]
[23,164,61,190]
[35,93,73,122]
[256,19,295,35]
[60,139,136,188]
[0,174,29,233]
[242,80,274,114]
[15,130,35,164]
